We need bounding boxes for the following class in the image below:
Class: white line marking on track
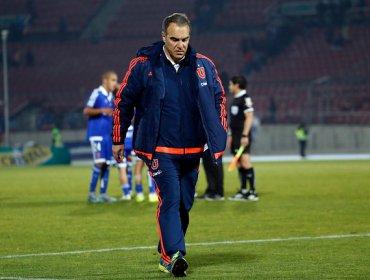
[0,233,369,260]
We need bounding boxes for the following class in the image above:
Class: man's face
[162,23,190,63]
[229,81,237,95]
[104,74,118,92]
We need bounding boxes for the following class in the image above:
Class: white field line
[0,233,369,260]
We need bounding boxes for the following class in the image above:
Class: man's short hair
[102,70,117,80]
[230,75,248,90]
[162,13,191,34]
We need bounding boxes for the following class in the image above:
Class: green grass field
[1,160,369,279]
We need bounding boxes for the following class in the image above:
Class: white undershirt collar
[235,89,247,98]
[163,46,185,72]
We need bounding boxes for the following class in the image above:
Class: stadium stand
[0,0,103,34]
[0,0,369,132]
[213,0,273,28]
[252,26,370,82]
[0,0,25,14]
[106,0,196,38]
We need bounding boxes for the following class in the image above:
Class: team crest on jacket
[196,67,206,79]
[151,159,159,170]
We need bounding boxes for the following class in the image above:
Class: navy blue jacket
[113,41,227,165]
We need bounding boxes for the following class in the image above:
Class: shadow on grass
[68,200,157,217]
[189,251,258,269]
[0,200,82,209]
[183,251,260,277]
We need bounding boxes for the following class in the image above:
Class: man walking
[112,13,227,277]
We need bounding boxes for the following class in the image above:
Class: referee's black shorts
[230,131,252,155]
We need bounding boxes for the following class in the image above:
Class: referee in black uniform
[228,75,259,201]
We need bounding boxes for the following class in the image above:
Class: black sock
[246,167,256,192]
[238,167,248,193]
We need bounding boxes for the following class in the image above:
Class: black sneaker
[228,191,249,201]
[196,193,207,200]
[171,251,188,277]
[205,194,225,201]
[247,191,259,201]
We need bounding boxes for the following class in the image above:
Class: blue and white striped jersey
[85,85,114,140]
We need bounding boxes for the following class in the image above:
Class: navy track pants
[149,153,200,264]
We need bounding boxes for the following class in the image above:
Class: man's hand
[113,144,124,163]
[101,108,113,116]
[83,107,113,117]
[240,136,249,148]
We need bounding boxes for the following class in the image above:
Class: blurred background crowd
[0,0,369,152]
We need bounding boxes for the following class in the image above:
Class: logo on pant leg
[151,159,159,170]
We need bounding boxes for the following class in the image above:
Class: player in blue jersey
[133,158,158,202]
[118,124,158,202]
[118,124,134,200]
[84,71,118,203]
